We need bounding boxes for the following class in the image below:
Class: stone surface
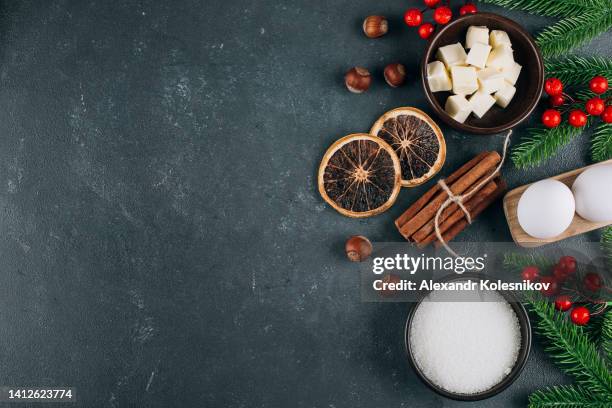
[0,0,608,406]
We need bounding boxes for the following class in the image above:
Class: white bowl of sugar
[404,274,531,400]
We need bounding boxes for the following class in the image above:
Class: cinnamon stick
[397,151,501,239]
[433,180,507,248]
[416,179,499,247]
[414,179,498,245]
[394,151,489,232]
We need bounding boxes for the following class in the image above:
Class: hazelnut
[380,274,401,298]
[345,67,371,93]
[345,235,372,262]
[384,63,406,87]
[362,15,388,38]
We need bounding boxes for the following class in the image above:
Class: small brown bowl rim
[420,12,544,135]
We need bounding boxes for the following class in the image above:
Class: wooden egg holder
[503,159,612,248]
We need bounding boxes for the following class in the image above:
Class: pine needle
[601,310,612,362]
[478,0,592,18]
[602,226,612,247]
[545,56,612,87]
[503,253,556,273]
[602,226,612,273]
[512,124,585,169]
[591,123,612,162]
[529,385,610,408]
[527,296,612,398]
[583,312,606,350]
[536,9,612,58]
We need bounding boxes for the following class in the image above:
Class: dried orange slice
[318,133,401,218]
[370,107,445,187]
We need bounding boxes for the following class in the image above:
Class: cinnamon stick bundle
[395,152,506,247]
[394,151,489,229]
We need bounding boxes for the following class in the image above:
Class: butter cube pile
[427,26,522,123]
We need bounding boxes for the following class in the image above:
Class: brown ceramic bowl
[421,13,544,135]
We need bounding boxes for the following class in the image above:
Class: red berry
[554,295,573,311]
[418,23,435,39]
[589,76,609,94]
[602,106,612,123]
[423,0,441,7]
[585,97,605,116]
[544,78,563,96]
[542,109,561,128]
[540,276,560,297]
[558,256,577,275]
[459,3,478,15]
[568,109,588,127]
[521,266,540,282]
[404,8,423,27]
[550,95,564,107]
[583,272,602,291]
[553,265,570,281]
[570,306,590,325]
[433,6,452,24]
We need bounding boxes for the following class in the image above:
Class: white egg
[572,164,612,222]
[517,179,575,239]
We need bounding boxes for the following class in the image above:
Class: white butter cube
[450,66,478,95]
[445,94,472,123]
[486,44,514,70]
[500,62,522,85]
[436,43,467,68]
[466,26,489,49]
[490,30,512,48]
[468,92,496,118]
[477,67,505,94]
[427,61,452,92]
[494,81,516,108]
[466,42,492,69]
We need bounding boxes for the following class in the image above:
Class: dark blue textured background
[0,1,608,406]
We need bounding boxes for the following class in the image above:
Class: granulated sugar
[409,288,521,394]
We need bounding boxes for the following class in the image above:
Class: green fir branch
[478,0,594,18]
[512,124,585,169]
[591,123,612,162]
[536,9,612,58]
[602,227,612,276]
[545,57,612,87]
[575,90,599,102]
[602,310,612,362]
[529,385,610,408]
[583,312,607,351]
[503,253,556,273]
[527,296,612,398]
[602,227,612,248]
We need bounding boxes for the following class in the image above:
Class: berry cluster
[521,256,607,326]
[541,76,611,128]
[404,1,477,40]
